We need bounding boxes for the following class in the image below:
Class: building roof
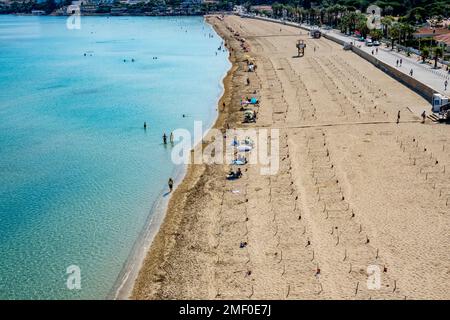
[414,26,450,38]
[435,33,450,46]
[250,5,273,12]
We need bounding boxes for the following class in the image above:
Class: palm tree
[421,47,430,63]
[381,16,394,38]
[331,4,346,28]
[400,23,416,45]
[432,46,444,69]
[272,3,282,18]
[384,5,394,16]
[298,7,307,24]
[389,22,401,50]
[356,13,369,38]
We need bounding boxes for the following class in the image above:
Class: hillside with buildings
[0,0,232,15]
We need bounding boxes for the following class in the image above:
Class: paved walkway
[320,28,450,98]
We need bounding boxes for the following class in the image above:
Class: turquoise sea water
[0,15,230,299]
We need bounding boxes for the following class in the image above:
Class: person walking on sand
[246,78,250,86]
[168,178,174,192]
[397,110,401,124]
[163,133,167,145]
[421,110,426,123]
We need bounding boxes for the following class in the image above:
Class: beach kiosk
[432,93,449,113]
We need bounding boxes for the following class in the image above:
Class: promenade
[322,28,450,97]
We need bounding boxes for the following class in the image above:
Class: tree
[339,11,364,35]
[272,2,283,18]
[400,23,416,45]
[389,22,401,50]
[356,13,369,38]
[432,46,444,69]
[381,16,394,38]
[421,47,430,63]
[43,0,56,14]
[369,29,383,41]
[384,5,394,16]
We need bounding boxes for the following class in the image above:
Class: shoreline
[131,14,240,299]
[114,15,234,300]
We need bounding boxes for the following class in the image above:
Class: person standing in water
[168,178,174,192]
[144,122,147,130]
[163,133,167,144]
[170,132,174,144]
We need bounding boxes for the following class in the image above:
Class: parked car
[373,40,380,46]
[365,39,373,46]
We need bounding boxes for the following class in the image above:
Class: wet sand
[132,15,450,299]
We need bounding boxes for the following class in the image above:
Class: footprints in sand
[396,135,450,210]
[300,131,404,299]
[309,56,389,122]
[256,57,290,126]
[277,58,317,123]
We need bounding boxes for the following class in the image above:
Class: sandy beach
[132,15,450,300]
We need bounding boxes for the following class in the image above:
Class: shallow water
[0,15,230,299]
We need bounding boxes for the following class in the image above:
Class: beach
[132,15,450,300]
